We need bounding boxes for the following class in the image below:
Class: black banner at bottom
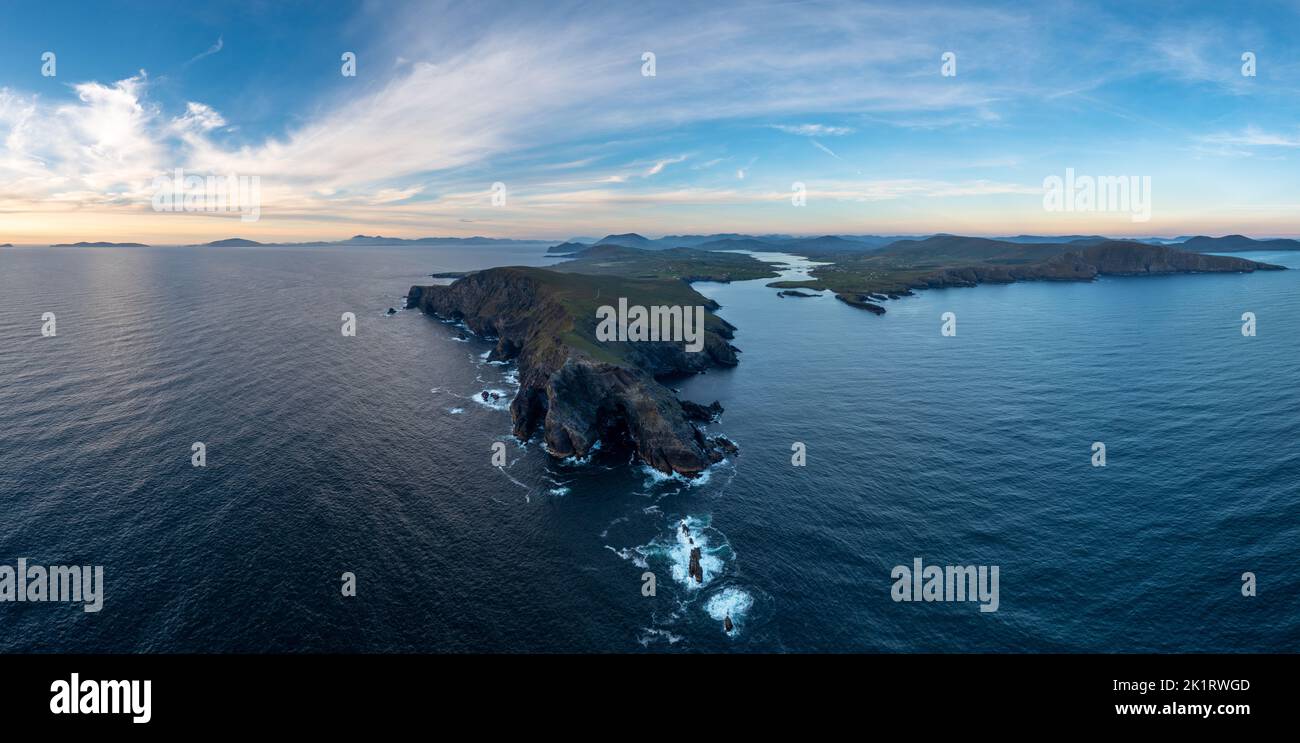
[0,653,1285,729]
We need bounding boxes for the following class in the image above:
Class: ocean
[1,243,1296,652]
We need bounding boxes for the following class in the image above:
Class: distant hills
[34,232,1300,252]
[1178,234,1300,252]
[188,234,550,247]
[201,238,263,247]
[547,232,904,255]
[546,232,1300,257]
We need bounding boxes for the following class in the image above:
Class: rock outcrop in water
[408,267,740,477]
[836,294,887,314]
[688,547,704,584]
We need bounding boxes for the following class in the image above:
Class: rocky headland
[407,253,766,476]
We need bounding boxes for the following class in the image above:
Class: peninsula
[407,235,1283,476]
[407,245,771,476]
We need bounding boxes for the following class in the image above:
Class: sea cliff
[408,267,741,476]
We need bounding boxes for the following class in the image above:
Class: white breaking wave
[626,514,731,591]
[470,390,511,411]
[639,462,720,489]
[605,545,649,569]
[704,587,754,633]
[554,439,602,466]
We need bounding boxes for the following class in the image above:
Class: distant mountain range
[34,233,1300,253]
[546,232,1300,256]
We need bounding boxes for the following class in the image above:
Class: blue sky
[1,0,1299,243]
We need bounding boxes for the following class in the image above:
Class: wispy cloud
[1197,126,1300,148]
[771,124,854,136]
[644,155,687,176]
[810,140,843,161]
[186,36,224,66]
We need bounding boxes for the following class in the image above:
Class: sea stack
[724,615,734,633]
[689,547,704,584]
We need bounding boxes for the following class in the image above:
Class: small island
[194,238,265,247]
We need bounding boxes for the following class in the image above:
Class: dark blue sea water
[1,243,1296,652]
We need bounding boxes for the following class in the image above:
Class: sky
[1,0,1299,244]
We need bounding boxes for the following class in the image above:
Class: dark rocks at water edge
[407,267,742,477]
[724,615,734,633]
[836,294,886,314]
[385,307,398,316]
[711,435,739,455]
[777,289,819,298]
[681,399,723,423]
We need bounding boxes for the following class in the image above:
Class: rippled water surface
[1,244,1295,651]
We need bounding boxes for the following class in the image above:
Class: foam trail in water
[637,628,684,647]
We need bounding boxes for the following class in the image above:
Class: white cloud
[369,185,425,204]
[1197,126,1300,148]
[644,155,687,176]
[173,102,226,133]
[187,36,224,66]
[771,124,854,136]
[3,1,1294,240]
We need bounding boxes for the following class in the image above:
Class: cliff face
[1062,241,1284,275]
[408,267,738,476]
